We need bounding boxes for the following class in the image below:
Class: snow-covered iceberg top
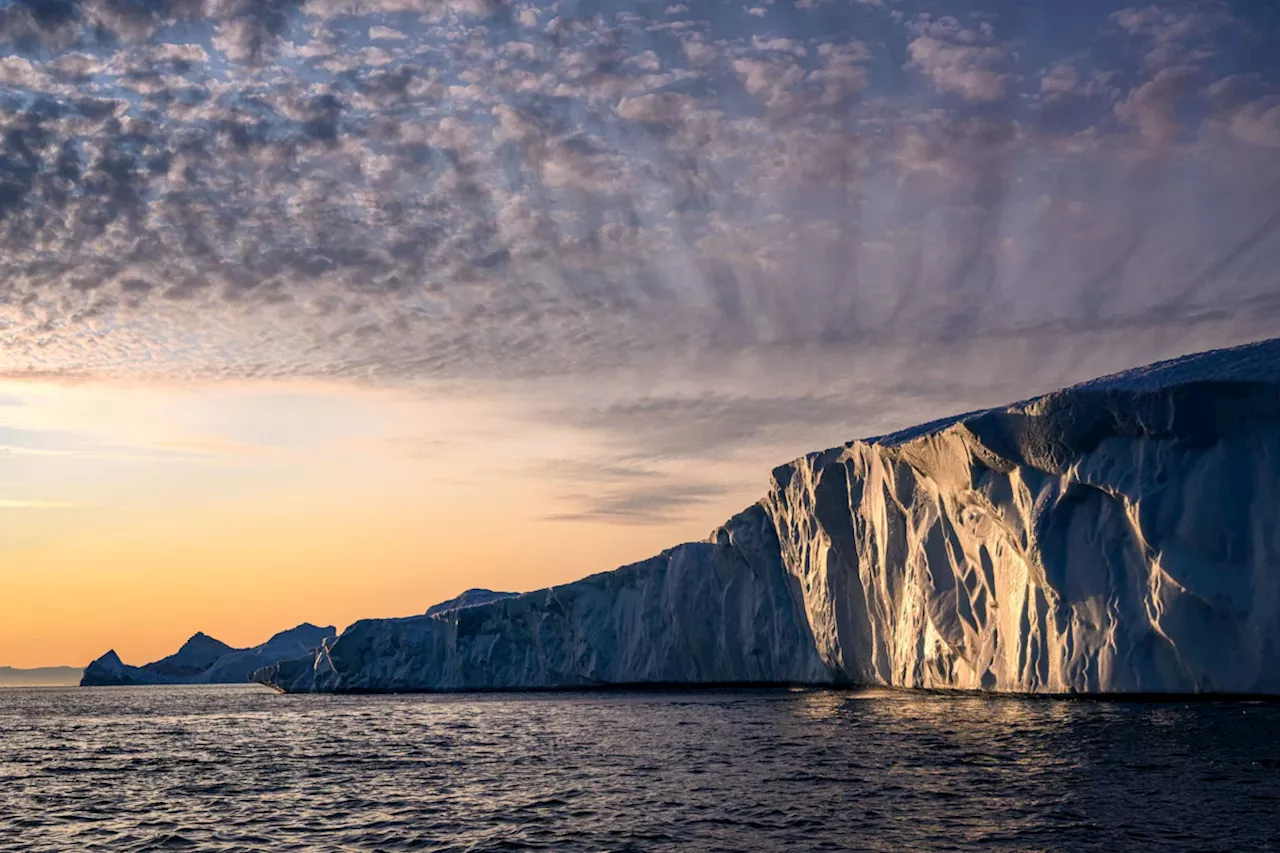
[257,337,1280,695]
[424,588,517,617]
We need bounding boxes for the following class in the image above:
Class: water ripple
[1,686,1278,851]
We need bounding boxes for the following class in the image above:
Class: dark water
[1,686,1278,852]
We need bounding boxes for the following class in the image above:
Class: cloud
[0,425,262,464]
[1114,64,1199,142]
[0,0,311,63]
[681,37,717,66]
[733,55,805,109]
[1206,75,1280,148]
[0,0,1272,424]
[546,481,728,525]
[1111,2,1236,67]
[1040,62,1079,97]
[0,498,80,509]
[1219,98,1280,148]
[1113,4,1213,41]
[550,393,889,461]
[1037,58,1120,106]
[907,31,1011,102]
[152,437,280,457]
[528,456,720,524]
[616,91,699,123]
[0,3,1274,532]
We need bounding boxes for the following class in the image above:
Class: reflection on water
[1,685,1277,852]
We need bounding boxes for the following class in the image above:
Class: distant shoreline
[0,666,83,688]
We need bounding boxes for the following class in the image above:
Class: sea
[1,685,1277,852]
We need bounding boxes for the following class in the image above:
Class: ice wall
[257,505,831,692]
[766,372,1280,693]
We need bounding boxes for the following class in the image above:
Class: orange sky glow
[0,378,757,668]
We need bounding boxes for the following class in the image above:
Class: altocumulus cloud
[0,0,1278,519]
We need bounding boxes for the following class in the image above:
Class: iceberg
[82,623,335,686]
[142,632,236,679]
[260,507,831,692]
[256,338,1280,695]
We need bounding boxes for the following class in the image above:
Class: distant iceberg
[82,623,335,686]
[256,338,1280,695]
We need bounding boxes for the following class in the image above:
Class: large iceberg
[257,338,1280,695]
[82,623,335,686]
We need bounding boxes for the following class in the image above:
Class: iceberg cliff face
[766,375,1280,694]
[260,504,830,692]
[258,338,1280,695]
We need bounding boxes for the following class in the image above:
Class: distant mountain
[81,623,335,686]
[0,666,82,687]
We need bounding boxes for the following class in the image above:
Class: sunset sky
[1,0,1278,667]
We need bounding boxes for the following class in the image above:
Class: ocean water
[1,686,1277,852]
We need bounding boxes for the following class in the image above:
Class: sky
[0,0,1278,667]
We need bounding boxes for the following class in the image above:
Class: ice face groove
[255,337,1280,695]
